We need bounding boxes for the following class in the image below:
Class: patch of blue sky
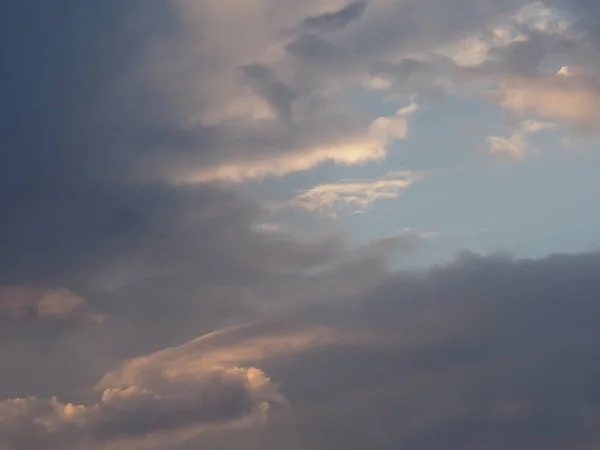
[345,131,600,262]
[245,87,600,264]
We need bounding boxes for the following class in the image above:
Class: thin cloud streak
[276,170,422,218]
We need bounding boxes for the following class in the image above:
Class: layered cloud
[3,1,600,449]
[0,368,280,450]
[0,321,356,449]
[3,252,600,449]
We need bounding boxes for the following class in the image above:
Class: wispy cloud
[278,170,422,217]
[176,103,419,184]
[487,119,556,161]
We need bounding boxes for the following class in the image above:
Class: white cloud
[279,170,422,217]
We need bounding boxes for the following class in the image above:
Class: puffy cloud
[0,367,280,450]
[0,321,357,449]
[279,170,422,217]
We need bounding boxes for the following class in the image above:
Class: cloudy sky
[1,0,600,449]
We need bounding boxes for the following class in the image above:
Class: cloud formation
[3,0,600,449]
[214,251,600,450]
[0,367,280,450]
[0,320,353,449]
[280,170,421,217]
[3,252,600,449]
[487,119,555,160]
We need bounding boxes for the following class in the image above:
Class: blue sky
[254,88,600,266]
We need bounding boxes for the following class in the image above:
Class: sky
[1,0,600,449]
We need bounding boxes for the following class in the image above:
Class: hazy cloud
[487,119,556,160]
[493,72,600,130]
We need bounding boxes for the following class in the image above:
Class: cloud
[174,103,418,184]
[492,72,600,129]
[487,119,556,160]
[0,367,280,450]
[172,102,418,183]
[173,134,386,184]
[299,1,368,33]
[120,0,586,184]
[5,251,600,449]
[488,133,528,160]
[201,251,600,450]
[0,286,85,320]
[0,0,421,406]
[279,170,422,217]
[0,321,357,449]
[369,103,419,141]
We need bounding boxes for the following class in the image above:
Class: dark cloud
[300,1,368,33]
[0,0,403,404]
[0,1,177,283]
[4,251,600,449]
[235,251,600,450]
[241,64,295,123]
[565,0,600,47]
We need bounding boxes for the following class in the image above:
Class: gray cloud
[241,64,296,124]
[300,1,368,33]
[0,0,405,404]
[225,251,600,450]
